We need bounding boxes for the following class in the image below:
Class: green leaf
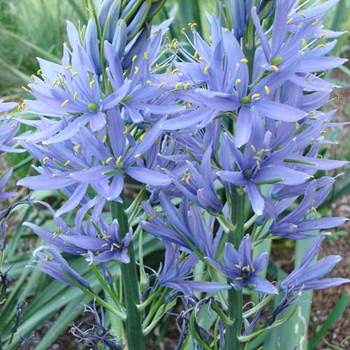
[308,293,350,350]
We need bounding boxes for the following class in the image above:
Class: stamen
[61,99,69,107]
[264,85,271,95]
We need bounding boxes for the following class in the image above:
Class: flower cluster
[7,0,349,349]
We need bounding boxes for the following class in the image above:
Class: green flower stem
[111,201,145,350]
[225,187,246,350]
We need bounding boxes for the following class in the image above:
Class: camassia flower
[26,215,131,264]
[158,243,229,296]
[0,170,16,202]
[217,132,311,216]
[163,145,222,213]
[18,114,170,213]
[268,178,347,240]
[25,20,182,143]
[280,236,349,291]
[142,193,222,258]
[0,101,19,154]
[212,235,277,294]
[33,246,89,288]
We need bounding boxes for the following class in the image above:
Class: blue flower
[164,145,222,212]
[33,246,89,288]
[268,178,347,239]
[18,115,170,212]
[217,131,311,215]
[27,216,131,264]
[280,236,349,291]
[212,235,278,294]
[0,170,16,202]
[158,243,229,296]
[142,193,222,258]
[0,101,19,154]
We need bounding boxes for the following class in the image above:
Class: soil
[308,75,350,350]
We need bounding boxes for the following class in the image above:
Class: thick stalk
[111,202,145,350]
[225,187,246,350]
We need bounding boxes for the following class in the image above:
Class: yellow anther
[139,133,146,141]
[287,17,294,24]
[188,22,197,30]
[146,80,152,85]
[64,65,72,70]
[271,65,280,72]
[52,79,58,86]
[89,79,95,89]
[116,155,123,168]
[143,51,149,60]
[123,126,129,134]
[295,122,300,130]
[36,69,42,76]
[72,71,78,76]
[132,55,138,63]
[184,82,191,91]
[73,144,81,153]
[235,79,241,85]
[316,43,325,49]
[134,66,139,75]
[21,85,30,92]
[171,39,178,50]
[18,101,25,112]
[181,169,191,184]
[159,82,166,88]
[102,135,107,143]
[134,153,142,159]
[175,83,183,91]
[320,33,327,38]
[43,156,49,164]
[300,21,305,27]
[105,156,114,164]
[171,68,179,74]
[73,91,78,101]
[61,99,69,107]
[301,38,308,48]
[198,56,204,62]
[264,85,271,95]
[312,19,319,26]
[204,65,209,74]
[251,93,261,100]
[64,160,71,166]
[181,27,186,34]
[240,58,249,63]
[193,51,198,59]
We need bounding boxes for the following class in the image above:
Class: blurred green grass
[0,0,84,97]
[0,0,349,98]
